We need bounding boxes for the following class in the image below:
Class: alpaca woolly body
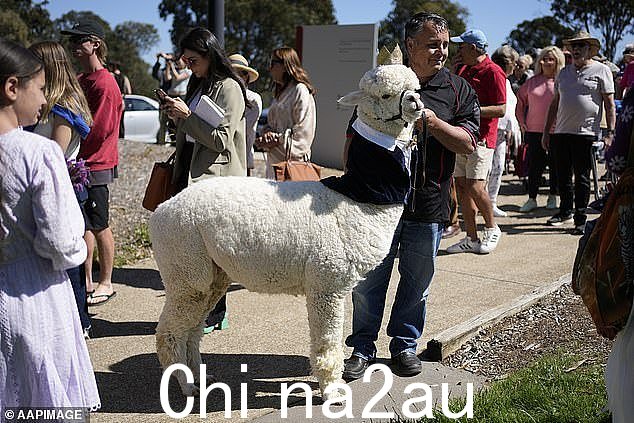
[150,178,403,399]
[152,61,424,401]
[150,177,402,297]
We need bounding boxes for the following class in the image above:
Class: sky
[46,0,633,65]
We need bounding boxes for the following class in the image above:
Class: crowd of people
[0,9,632,421]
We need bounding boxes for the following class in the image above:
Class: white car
[124,94,160,143]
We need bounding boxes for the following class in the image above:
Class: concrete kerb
[424,273,572,361]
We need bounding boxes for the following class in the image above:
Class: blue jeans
[345,219,443,359]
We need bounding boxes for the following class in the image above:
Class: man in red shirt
[447,29,506,254]
[62,20,122,305]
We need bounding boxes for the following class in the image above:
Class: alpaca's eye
[381,94,391,99]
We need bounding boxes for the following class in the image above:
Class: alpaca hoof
[181,382,200,397]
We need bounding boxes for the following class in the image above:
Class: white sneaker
[446,236,481,254]
[479,226,502,254]
[519,198,538,212]
[492,204,507,217]
[546,195,558,209]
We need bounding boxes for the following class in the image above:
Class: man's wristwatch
[606,129,615,136]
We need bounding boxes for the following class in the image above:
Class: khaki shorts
[454,142,494,180]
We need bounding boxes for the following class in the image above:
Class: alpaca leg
[156,295,203,396]
[185,325,204,376]
[188,267,231,385]
[306,289,347,401]
[156,261,229,396]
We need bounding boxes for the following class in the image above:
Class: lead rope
[408,112,427,213]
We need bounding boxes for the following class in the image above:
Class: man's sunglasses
[69,35,96,45]
[569,42,589,50]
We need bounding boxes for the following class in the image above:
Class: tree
[378,0,468,50]
[0,0,54,43]
[550,0,634,60]
[506,16,576,54]
[109,22,160,96]
[0,9,30,45]
[115,21,160,56]
[158,0,336,98]
[54,11,159,97]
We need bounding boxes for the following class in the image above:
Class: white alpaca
[151,63,424,400]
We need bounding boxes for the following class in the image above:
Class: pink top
[515,73,556,134]
[620,62,634,90]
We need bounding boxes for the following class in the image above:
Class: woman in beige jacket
[163,27,247,332]
[256,46,316,179]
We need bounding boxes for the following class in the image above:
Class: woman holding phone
[161,27,247,333]
[162,27,247,191]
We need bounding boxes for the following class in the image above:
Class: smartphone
[154,88,168,103]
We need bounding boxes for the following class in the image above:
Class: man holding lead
[343,12,480,380]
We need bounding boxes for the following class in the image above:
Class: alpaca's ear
[337,90,368,107]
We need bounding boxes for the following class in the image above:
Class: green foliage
[506,17,576,54]
[420,353,610,422]
[158,0,336,100]
[114,223,152,267]
[0,0,54,43]
[54,11,159,97]
[110,22,160,97]
[115,21,160,55]
[0,9,30,45]
[550,0,634,61]
[0,3,159,98]
[378,0,468,54]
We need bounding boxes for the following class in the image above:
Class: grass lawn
[420,352,610,422]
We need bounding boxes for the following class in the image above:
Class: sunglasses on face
[269,58,283,68]
[69,35,95,45]
[570,42,589,50]
[182,56,199,66]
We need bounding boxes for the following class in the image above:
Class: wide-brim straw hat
[228,54,259,83]
[564,30,601,57]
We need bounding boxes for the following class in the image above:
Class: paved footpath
[87,166,586,422]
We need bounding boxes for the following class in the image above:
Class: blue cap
[450,29,488,50]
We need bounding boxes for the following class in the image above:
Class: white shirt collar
[352,118,398,151]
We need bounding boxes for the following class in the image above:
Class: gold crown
[377,44,403,65]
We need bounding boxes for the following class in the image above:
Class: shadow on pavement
[498,222,576,236]
[96,353,316,414]
[112,267,248,294]
[113,267,163,290]
[90,318,157,338]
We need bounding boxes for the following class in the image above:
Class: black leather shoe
[342,355,374,381]
[391,351,422,376]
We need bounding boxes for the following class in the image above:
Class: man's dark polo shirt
[402,67,480,224]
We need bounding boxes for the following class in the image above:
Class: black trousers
[551,133,594,225]
[67,264,90,330]
[525,132,558,198]
[205,295,227,327]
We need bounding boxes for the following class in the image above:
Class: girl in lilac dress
[0,38,100,410]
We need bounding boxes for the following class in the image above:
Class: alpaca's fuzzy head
[338,64,422,140]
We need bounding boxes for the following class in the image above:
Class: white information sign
[300,24,378,169]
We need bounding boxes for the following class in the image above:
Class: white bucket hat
[228,54,259,83]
